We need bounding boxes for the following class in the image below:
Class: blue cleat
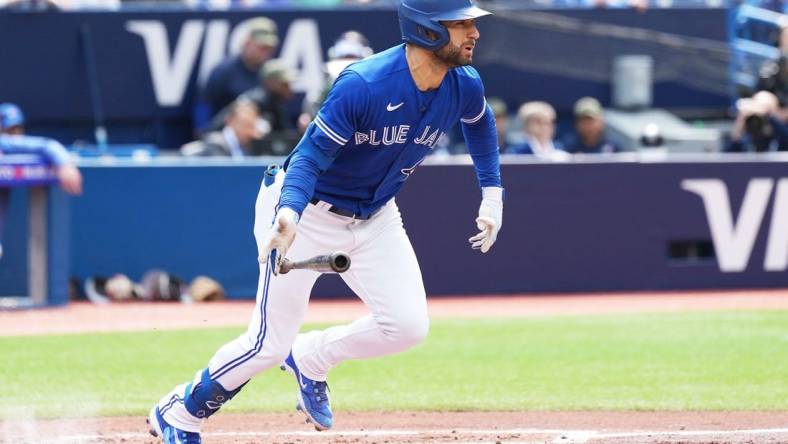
[147,405,201,444]
[280,352,333,430]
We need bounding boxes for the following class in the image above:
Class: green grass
[1,311,787,419]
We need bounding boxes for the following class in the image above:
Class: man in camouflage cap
[560,97,620,154]
[198,17,280,130]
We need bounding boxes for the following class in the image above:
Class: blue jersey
[281,44,501,218]
[0,134,71,166]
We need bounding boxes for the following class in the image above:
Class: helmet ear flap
[399,0,491,51]
[419,26,441,43]
[398,2,451,51]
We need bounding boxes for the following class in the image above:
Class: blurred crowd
[171,16,623,159]
[491,96,620,159]
[0,0,731,10]
[0,14,720,160]
[180,20,375,158]
[0,0,395,10]
[4,2,788,156]
[170,5,788,157]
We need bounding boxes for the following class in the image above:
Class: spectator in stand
[195,17,279,131]
[181,100,265,158]
[486,97,510,152]
[238,58,296,134]
[508,101,569,160]
[299,30,374,134]
[208,59,298,155]
[561,97,620,154]
[728,90,788,152]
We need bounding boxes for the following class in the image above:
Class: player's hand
[57,164,83,195]
[259,207,299,275]
[468,187,503,253]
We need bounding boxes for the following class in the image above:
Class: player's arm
[461,101,502,189]
[260,71,369,273]
[41,138,83,195]
[459,74,503,253]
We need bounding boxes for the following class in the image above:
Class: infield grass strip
[0,311,786,418]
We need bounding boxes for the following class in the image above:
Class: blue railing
[728,4,785,98]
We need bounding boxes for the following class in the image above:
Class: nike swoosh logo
[387,102,404,112]
[298,374,308,389]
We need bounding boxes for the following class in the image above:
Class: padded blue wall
[69,159,788,299]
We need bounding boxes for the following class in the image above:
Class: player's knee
[382,311,430,347]
[236,339,290,372]
[405,314,430,346]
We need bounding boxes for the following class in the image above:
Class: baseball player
[148,1,503,442]
[0,104,83,260]
[0,103,82,195]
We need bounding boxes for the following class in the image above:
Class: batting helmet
[398,0,491,51]
[0,103,25,131]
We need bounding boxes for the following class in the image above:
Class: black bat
[279,251,351,274]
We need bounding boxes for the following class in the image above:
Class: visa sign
[682,178,788,272]
[126,18,324,107]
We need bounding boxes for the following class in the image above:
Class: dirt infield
[2,290,787,443]
[3,411,788,443]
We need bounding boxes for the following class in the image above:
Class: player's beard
[434,40,473,68]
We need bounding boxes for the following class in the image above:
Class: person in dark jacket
[561,97,620,154]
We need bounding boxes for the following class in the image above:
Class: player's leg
[149,172,326,439]
[293,200,429,373]
[151,252,320,435]
[285,200,429,426]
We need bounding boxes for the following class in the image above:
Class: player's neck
[405,45,449,92]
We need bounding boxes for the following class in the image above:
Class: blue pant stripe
[209,261,269,378]
[159,393,182,417]
[210,257,273,380]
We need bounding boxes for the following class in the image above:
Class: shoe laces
[308,380,330,405]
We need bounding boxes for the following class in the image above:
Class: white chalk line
[31,427,788,443]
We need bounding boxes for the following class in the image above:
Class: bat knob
[330,251,351,273]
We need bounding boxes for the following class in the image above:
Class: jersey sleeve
[0,134,71,166]
[310,70,370,155]
[459,67,487,125]
[462,105,502,188]
[457,69,501,188]
[41,138,71,166]
[279,71,369,216]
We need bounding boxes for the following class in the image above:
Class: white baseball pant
[159,170,429,429]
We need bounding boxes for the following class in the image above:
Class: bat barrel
[329,252,351,273]
[278,251,351,274]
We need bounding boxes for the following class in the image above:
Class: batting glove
[468,187,503,253]
[259,207,299,275]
